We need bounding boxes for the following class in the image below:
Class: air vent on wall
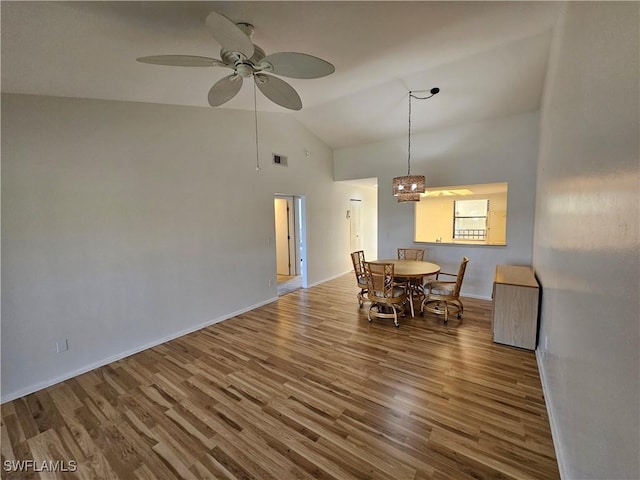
[273,153,288,167]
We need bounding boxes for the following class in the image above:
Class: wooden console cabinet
[492,265,540,350]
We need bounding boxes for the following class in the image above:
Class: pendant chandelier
[393,88,440,202]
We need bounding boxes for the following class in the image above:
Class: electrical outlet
[268,279,272,288]
[56,339,69,353]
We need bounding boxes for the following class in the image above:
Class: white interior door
[350,199,363,252]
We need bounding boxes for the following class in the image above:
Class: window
[453,199,488,240]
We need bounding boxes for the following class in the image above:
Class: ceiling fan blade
[208,75,243,106]
[136,55,226,67]
[205,11,254,59]
[261,52,335,79]
[255,73,302,111]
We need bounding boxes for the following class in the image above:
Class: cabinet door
[492,283,538,350]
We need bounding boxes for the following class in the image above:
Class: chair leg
[392,307,399,327]
[368,303,404,327]
[410,289,416,317]
[406,293,415,317]
[420,298,464,323]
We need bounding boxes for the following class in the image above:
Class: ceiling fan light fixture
[235,63,254,77]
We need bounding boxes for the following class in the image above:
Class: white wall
[335,111,540,298]
[0,94,367,401]
[534,3,639,479]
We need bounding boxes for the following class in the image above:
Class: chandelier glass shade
[393,88,439,203]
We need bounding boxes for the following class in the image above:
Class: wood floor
[1,274,559,480]
[277,275,303,296]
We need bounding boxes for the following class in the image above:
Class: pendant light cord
[407,87,440,176]
[407,92,412,176]
[253,77,260,172]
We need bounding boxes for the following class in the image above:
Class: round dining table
[376,259,441,316]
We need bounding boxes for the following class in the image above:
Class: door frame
[274,197,295,276]
[274,194,307,288]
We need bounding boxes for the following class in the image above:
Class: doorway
[349,198,363,252]
[274,195,306,295]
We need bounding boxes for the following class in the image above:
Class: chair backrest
[363,262,397,299]
[452,256,470,296]
[350,250,366,278]
[397,248,425,261]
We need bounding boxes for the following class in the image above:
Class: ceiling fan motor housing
[221,44,268,78]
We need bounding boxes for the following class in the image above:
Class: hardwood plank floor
[1,274,559,479]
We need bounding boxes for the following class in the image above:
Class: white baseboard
[536,350,568,480]
[460,292,492,301]
[0,296,278,404]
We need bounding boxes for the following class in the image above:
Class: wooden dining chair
[397,248,425,261]
[363,261,407,327]
[420,256,469,323]
[397,247,426,304]
[350,250,367,308]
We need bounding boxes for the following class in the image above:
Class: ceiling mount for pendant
[393,87,440,203]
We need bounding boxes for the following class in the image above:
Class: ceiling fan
[137,11,335,110]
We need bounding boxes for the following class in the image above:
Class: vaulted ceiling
[1,1,561,149]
